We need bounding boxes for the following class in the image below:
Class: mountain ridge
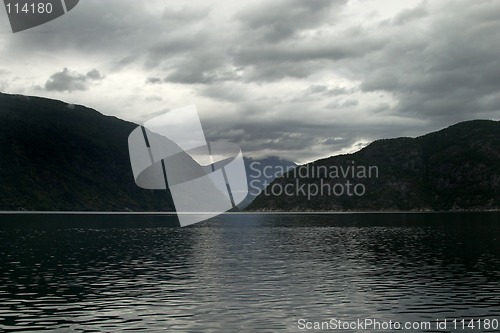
[0,92,177,211]
[247,119,500,212]
[1,92,498,212]
[0,92,297,212]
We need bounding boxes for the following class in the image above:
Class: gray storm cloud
[45,68,103,92]
[1,0,499,162]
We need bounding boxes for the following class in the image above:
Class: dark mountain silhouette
[248,120,500,211]
[2,93,498,212]
[239,156,297,208]
[0,92,177,211]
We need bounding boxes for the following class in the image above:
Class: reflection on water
[0,213,499,332]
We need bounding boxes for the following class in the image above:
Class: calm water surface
[0,213,499,332]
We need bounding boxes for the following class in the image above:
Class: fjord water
[0,213,499,332]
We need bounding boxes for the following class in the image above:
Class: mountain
[0,92,177,211]
[247,120,500,211]
[238,156,297,208]
[2,93,498,212]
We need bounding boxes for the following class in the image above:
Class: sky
[0,0,499,163]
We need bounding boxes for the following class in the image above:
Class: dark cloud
[356,0,500,129]
[145,32,211,69]
[86,69,103,80]
[5,1,212,72]
[306,84,351,96]
[5,0,153,55]
[230,27,387,82]
[390,3,428,25]
[202,113,423,162]
[2,0,500,162]
[164,54,239,84]
[206,121,321,154]
[148,0,355,84]
[45,68,103,92]
[237,0,347,42]
[235,37,384,64]
[289,84,354,103]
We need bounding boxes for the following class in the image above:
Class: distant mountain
[0,92,177,211]
[247,120,500,211]
[238,157,296,208]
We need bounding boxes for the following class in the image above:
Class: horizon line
[0,211,496,215]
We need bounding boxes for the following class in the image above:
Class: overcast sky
[0,0,499,163]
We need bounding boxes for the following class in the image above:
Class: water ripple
[0,213,499,332]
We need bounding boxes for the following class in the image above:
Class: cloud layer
[1,0,499,162]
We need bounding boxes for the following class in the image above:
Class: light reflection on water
[0,213,499,332]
